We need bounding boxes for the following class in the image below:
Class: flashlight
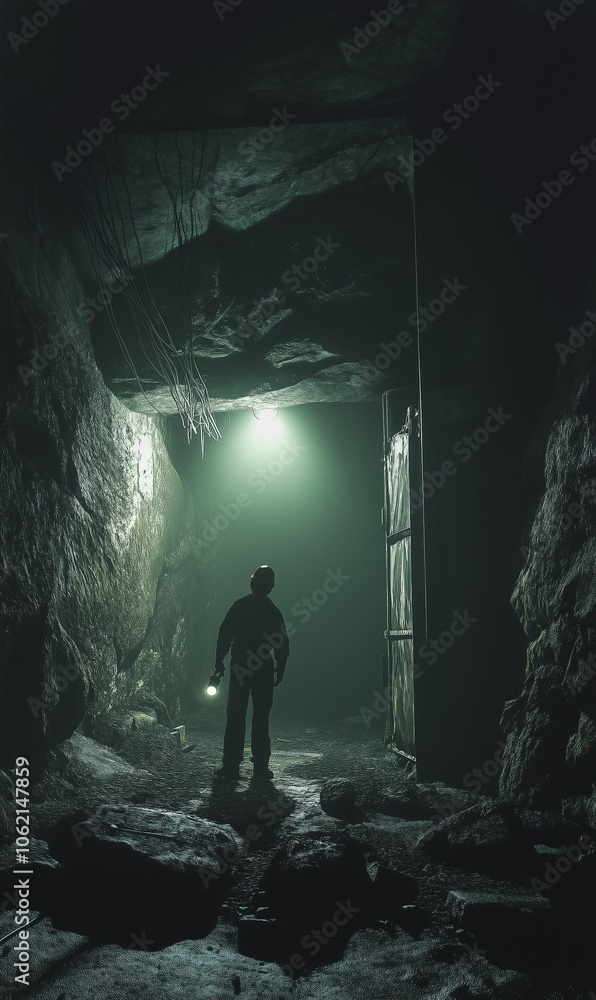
[207,670,223,696]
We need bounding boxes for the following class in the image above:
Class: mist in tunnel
[186,402,385,721]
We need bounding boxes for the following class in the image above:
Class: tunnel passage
[2,1,596,997]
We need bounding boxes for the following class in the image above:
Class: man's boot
[252,763,274,780]
[216,763,240,780]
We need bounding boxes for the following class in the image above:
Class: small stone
[319,779,361,820]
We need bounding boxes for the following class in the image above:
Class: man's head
[250,565,275,595]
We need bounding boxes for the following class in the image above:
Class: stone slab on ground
[446,888,556,967]
[60,733,144,780]
[40,804,246,946]
[416,800,538,874]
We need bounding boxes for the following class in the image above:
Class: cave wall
[0,130,209,789]
[499,285,596,823]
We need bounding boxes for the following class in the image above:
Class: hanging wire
[0,90,222,452]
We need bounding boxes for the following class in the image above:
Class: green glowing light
[252,407,282,440]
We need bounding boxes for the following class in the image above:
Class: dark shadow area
[38,808,230,948]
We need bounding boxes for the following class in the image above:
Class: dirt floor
[0,711,594,1000]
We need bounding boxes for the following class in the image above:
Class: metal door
[382,389,426,767]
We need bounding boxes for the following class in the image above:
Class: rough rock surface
[5,0,546,417]
[0,132,211,780]
[500,312,596,822]
[446,889,554,966]
[415,800,538,874]
[319,777,361,820]
[51,732,144,780]
[0,716,590,998]
[40,804,244,946]
[6,0,462,413]
[379,779,481,820]
[90,171,414,414]
[260,829,374,918]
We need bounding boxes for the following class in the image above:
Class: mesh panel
[387,432,410,534]
[389,537,412,632]
[386,428,415,755]
[389,638,415,756]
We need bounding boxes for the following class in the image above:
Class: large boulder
[446,889,554,967]
[415,800,538,874]
[43,804,244,947]
[240,830,375,969]
[261,829,374,918]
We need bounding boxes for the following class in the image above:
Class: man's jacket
[216,593,290,668]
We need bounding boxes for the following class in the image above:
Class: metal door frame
[382,388,427,770]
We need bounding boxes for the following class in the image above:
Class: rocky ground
[0,713,595,1000]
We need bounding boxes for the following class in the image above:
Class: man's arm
[215,604,236,671]
[274,618,290,686]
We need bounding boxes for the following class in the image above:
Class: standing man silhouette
[214,565,289,780]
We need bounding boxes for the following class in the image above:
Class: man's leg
[222,665,251,771]
[250,661,275,772]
